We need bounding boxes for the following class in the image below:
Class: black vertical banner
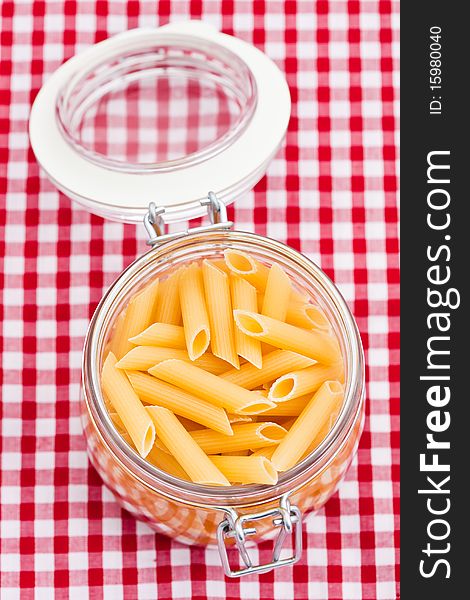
[401,4,467,598]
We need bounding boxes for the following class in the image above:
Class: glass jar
[81,202,365,576]
[30,22,365,577]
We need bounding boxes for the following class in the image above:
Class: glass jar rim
[55,34,258,175]
[82,230,365,507]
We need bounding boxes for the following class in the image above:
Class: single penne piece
[261,263,292,321]
[251,446,276,460]
[229,253,274,295]
[115,345,229,374]
[223,249,268,290]
[271,381,344,471]
[268,362,343,403]
[220,349,315,389]
[247,416,294,440]
[179,263,211,360]
[154,269,183,325]
[258,394,311,416]
[189,422,287,454]
[149,359,275,415]
[116,346,189,370]
[110,278,160,359]
[202,260,239,368]
[223,250,307,303]
[192,353,232,375]
[146,406,230,486]
[230,275,262,368]
[101,353,155,457]
[234,310,341,365]
[210,455,278,485]
[146,446,190,480]
[129,323,186,349]
[127,371,232,435]
[301,396,343,459]
[286,302,331,331]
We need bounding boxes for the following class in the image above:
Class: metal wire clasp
[216,496,303,577]
[144,191,233,246]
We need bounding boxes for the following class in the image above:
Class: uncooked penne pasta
[258,394,311,416]
[268,363,343,402]
[129,323,186,349]
[110,278,160,359]
[179,263,211,360]
[202,260,239,368]
[154,269,182,325]
[115,345,229,374]
[127,370,233,435]
[234,311,341,365]
[189,422,287,454]
[101,353,155,457]
[286,302,331,331]
[210,455,278,485]
[224,250,307,303]
[220,349,315,389]
[223,249,264,285]
[147,445,190,480]
[261,263,292,321]
[149,359,275,415]
[301,397,343,460]
[146,406,229,486]
[102,252,346,485]
[108,312,126,361]
[251,446,276,460]
[230,275,262,368]
[271,381,344,471]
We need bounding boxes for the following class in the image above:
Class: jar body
[81,230,365,547]
[81,395,364,545]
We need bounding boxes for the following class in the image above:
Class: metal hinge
[216,496,303,577]
[144,191,233,246]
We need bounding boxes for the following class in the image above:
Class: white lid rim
[44,145,280,224]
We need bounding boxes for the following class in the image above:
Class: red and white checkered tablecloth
[0,1,399,598]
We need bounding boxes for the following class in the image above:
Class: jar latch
[216,495,303,577]
[144,191,234,246]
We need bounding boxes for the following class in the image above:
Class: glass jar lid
[29,21,291,222]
